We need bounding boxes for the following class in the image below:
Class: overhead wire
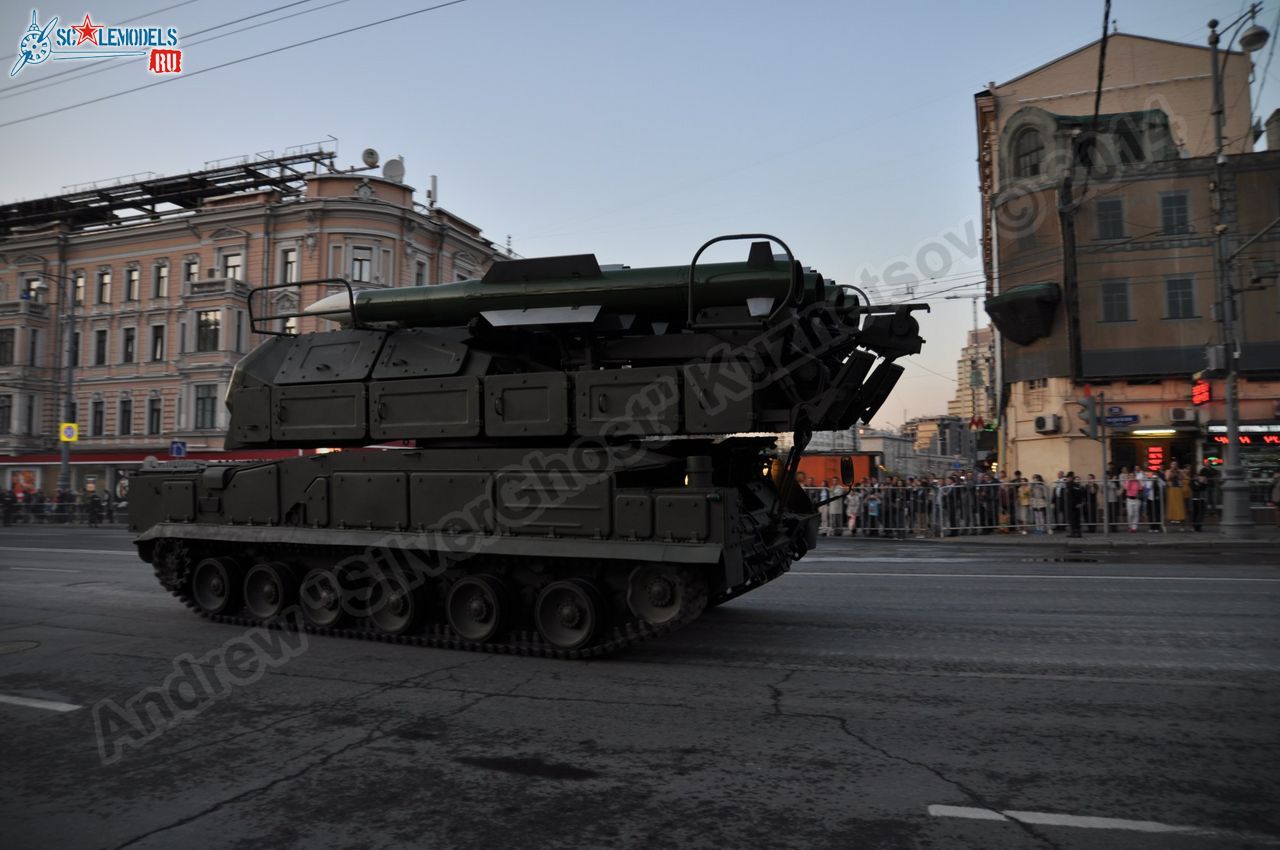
[0,0,472,131]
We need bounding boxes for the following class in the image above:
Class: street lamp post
[56,274,76,495]
[1209,7,1268,538]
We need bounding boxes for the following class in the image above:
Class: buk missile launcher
[129,235,925,658]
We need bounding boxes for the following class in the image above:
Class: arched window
[1013,128,1044,178]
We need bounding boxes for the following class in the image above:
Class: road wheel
[191,557,238,615]
[299,567,345,628]
[243,562,295,621]
[446,575,508,642]
[368,568,423,636]
[535,579,604,651]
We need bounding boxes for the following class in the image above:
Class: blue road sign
[1104,415,1140,427]
[169,440,187,458]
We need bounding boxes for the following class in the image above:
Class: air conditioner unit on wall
[1034,414,1061,434]
[1168,407,1196,423]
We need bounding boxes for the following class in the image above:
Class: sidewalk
[821,522,1280,549]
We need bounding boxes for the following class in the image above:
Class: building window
[73,272,85,306]
[1165,278,1196,319]
[0,394,10,435]
[1096,198,1125,240]
[183,258,199,283]
[1161,193,1190,235]
[1100,279,1131,322]
[0,329,12,366]
[150,325,165,361]
[196,310,220,352]
[1013,128,1044,178]
[91,399,104,436]
[125,267,140,301]
[27,328,39,365]
[194,384,217,429]
[147,397,162,435]
[153,263,169,298]
[351,246,373,283]
[119,398,133,436]
[24,396,33,435]
[222,252,243,281]
[97,270,112,304]
[25,277,44,302]
[94,329,108,365]
[70,331,80,367]
[122,327,136,363]
[281,248,298,283]
[234,311,244,352]
[415,261,427,285]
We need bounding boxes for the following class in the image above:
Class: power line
[1,0,339,101]
[0,0,472,131]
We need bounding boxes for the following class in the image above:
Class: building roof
[0,148,336,237]
[995,32,1238,90]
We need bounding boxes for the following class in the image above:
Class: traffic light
[1078,396,1100,439]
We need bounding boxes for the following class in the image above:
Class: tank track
[150,544,710,660]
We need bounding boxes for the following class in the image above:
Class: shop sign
[1191,380,1211,406]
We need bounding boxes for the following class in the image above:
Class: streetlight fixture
[1209,4,1269,538]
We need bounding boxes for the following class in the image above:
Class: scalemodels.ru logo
[9,9,182,78]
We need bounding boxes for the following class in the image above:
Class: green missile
[319,254,827,329]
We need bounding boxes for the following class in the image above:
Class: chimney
[1266,109,1280,151]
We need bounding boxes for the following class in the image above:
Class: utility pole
[1208,8,1269,538]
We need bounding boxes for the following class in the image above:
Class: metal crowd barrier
[803,478,1192,538]
[0,502,124,526]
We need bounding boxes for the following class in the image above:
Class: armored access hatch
[270,329,386,442]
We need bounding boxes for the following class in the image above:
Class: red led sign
[1191,380,1211,406]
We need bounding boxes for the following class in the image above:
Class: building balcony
[185,277,252,300]
[0,299,49,319]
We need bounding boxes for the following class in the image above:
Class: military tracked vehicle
[129,235,925,658]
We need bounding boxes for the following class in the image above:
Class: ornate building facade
[0,146,508,495]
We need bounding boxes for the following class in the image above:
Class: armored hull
[129,235,925,656]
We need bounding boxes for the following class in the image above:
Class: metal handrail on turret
[686,233,798,328]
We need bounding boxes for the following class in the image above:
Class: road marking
[0,694,83,713]
[791,571,1280,582]
[0,547,135,556]
[927,804,1280,844]
[6,567,81,573]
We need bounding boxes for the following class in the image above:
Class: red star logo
[71,14,102,46]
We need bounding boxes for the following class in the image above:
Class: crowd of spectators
[800,462,1224,538]
[0,489,118,527]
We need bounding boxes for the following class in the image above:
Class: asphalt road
[1,527,1277,850]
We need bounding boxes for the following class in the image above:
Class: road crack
[768,677,1064,850]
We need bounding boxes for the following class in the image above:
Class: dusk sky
[2,0,1277,428]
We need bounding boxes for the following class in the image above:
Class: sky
[2,0,1278,428]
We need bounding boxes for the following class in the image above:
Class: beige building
[975,33,1280,480]
[0,146,507,496]
[946,325,996,424]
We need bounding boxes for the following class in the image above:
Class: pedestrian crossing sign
[59,422,78,442]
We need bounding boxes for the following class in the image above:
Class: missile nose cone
[304,291,353,323]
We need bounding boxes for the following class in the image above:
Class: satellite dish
[382,156,405,183]
[361,148,380,168]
